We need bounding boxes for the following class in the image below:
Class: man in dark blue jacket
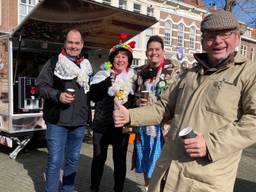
[36,29,92,192]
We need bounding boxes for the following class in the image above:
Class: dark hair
[146,35,164,50]
[109,48,133,67]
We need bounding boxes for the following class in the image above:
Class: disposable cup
[179,127,197,139]
[140,90,149,100]
[66,88,75,96]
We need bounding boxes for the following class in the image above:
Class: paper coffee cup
[179,127,197,139]
[66,88,75,96]
[110,71,116,80]
[140,90,149,100]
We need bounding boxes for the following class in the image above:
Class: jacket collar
[194,52,246,74]
[61,49,84,65]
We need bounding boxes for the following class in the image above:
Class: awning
[11,0,157,49]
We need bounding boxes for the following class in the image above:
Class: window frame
[189,26,196,49]
[119,0,127,9]
[132,58,140,67]
[177,23,185,47]
[240,45,247,57]
[250,47,254,61]
[103,0,111,5]
[19,0,39,22]
[147,6,154,16]
[133,3,141,14]
[164,21,172,46]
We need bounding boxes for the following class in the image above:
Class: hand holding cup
[59,88,75,104]
[110,71,116,83]
[179,127,207,158]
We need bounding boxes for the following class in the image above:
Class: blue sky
[202,0,256,28]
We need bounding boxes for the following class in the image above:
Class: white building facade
[92,0,207,67]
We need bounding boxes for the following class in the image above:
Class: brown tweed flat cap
[201,10,239,32]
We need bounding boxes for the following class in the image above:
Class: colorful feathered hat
[109,33,136,55]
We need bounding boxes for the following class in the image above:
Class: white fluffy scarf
[91,68,136,104]
[54,53,92,93]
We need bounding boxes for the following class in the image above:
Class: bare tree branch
[224,0,236,11]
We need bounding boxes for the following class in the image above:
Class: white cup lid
[179,127,193,137]
[66,88,75,92]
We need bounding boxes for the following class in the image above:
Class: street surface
[0,139,255,192]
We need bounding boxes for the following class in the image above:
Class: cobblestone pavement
[0,140,255,192]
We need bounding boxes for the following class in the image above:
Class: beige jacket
[129,53,256,192]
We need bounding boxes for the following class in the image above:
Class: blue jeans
[45,123,85,192]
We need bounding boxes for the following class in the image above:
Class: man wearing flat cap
[113,10,256,192]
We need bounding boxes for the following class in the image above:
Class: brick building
[0,0,255,67]
[159,0,206,66]
[101,0,206,67]
[240,27,256,62]
[0,0,40,33]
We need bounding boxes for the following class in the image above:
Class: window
[119,0,127,9]
[250,48,254,61]
[243,30,252,38]
[164,21,172,46]
[147,6,154,16]
[145,28,153,47]
[19,0,39,22]
[103,0,111,5]
[240,45,247,57]
[134,3,141,13]
[132,58,140,67]
[189,26,196,49]
[177,23,184,47]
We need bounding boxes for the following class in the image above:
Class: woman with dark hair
[133,35,180,192]
[89,34,136,192]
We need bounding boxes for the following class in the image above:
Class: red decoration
[110,33,135,54]
[120,33,127,40]
[118,33,127,44]
[128,41,136,48]
[30,86,37,95]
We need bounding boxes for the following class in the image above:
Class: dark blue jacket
[36,56,90,127]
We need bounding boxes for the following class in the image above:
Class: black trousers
[90,128,129,192]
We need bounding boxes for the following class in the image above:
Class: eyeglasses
[203,31,237,41]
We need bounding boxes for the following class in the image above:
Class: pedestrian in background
[113,10,256,192]
[36,29,92,192]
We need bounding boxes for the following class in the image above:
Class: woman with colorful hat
[89,33,136,192]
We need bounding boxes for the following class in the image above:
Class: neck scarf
[141,59,165,81]
[90,67,135,104]
[54,49,93,93]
